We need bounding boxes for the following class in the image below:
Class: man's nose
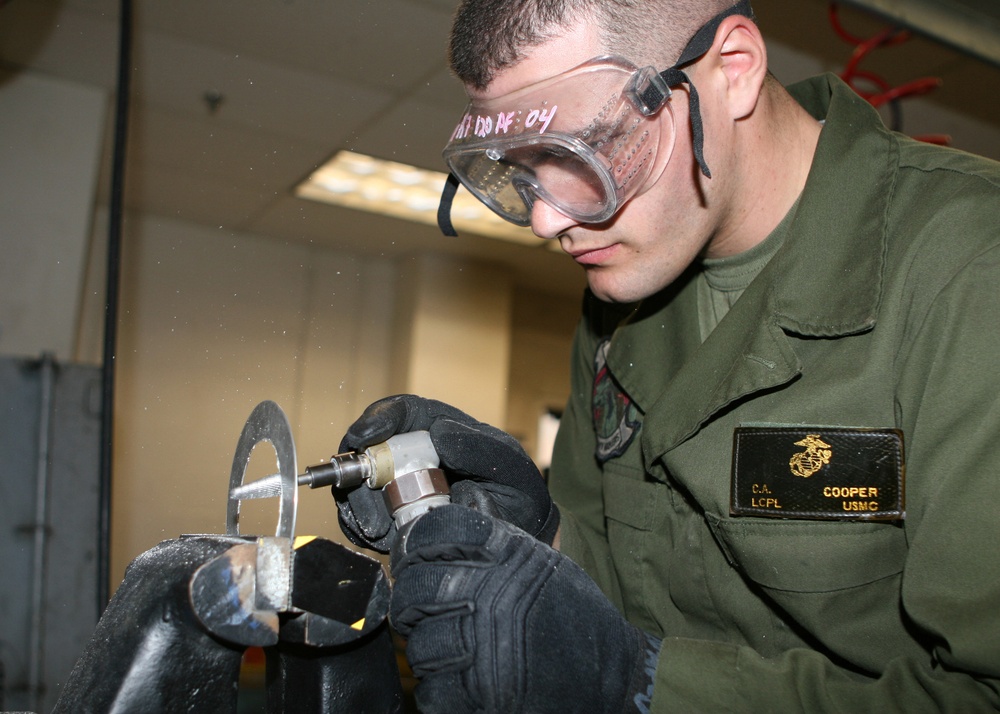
[530,199,578,240]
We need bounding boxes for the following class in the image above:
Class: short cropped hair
[450,0,736,89]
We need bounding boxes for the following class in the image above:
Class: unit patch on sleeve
[731,426,905,520]
[593,339,640,463]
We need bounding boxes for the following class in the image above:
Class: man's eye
[534,146,576,163]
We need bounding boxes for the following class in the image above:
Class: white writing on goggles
[437,0,754,236]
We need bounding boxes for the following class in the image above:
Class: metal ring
[226,400,297,538]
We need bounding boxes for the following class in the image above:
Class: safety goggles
[437,0,753,236]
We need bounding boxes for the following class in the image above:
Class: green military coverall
[550,74,1000,711]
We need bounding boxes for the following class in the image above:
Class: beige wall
[101,212,579,588]
[506,288,582,464]
[0,63,582,594]
[389,253,514,425]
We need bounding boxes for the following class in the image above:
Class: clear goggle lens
[448,138,619,225]
[442,58,676,226]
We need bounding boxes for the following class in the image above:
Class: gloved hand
[334,394,559,552]
[389,504,661,714]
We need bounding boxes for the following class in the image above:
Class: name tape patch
[731,426,905,520]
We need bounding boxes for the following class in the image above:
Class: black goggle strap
[655,66,709,178]
[655,0,755,179]
[438,171,461,236]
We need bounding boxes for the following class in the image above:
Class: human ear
[712,15,768,120]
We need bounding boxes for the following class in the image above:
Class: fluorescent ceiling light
[295,150,547,247]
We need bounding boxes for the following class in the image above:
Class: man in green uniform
[334,0,1000,711]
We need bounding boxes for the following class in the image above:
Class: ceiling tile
[343,94,467,171]
[134,0,453,92]
[0,1,118,88]
[124,104,331,189]
[134,31,396,146]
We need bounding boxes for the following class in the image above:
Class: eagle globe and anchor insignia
[789,434,832,478]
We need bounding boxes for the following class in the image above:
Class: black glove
[334,394,559,552]
[389,504,661,714]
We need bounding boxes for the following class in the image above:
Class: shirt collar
[767,73,897,337]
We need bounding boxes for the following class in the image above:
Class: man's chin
[585,273,633,305]
[585,268,669,305]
